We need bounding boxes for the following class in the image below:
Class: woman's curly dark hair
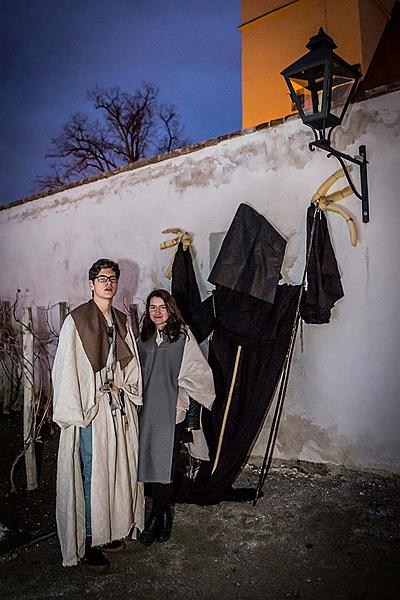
[140,289,186,342]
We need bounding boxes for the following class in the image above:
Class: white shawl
[177,329,215,460]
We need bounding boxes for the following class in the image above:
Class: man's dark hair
[140,289,186,342]
[88,258,120,281]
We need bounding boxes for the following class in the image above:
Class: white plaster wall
[1,91,399,473]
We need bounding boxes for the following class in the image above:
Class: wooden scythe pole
[211,345,242,475]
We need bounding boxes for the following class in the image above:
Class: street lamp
[281,28,369,223]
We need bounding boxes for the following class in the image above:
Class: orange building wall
[241,0,394,127]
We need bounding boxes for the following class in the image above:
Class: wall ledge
[1,83,398,213]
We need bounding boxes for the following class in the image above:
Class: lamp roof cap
[306,28,337,51]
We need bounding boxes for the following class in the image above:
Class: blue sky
[0,0,241,205]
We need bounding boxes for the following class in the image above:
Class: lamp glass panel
[330,62,356,118]
[289,62,327,117]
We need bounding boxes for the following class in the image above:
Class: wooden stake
[211,345,242,475]
[22,307,38,491]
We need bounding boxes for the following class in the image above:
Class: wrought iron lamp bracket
[309,139,369,223]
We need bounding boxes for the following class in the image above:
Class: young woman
[137,289,215,544]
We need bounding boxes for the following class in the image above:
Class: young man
[52,258,144,570]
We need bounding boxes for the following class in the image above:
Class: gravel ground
[1,413,399,599]
[1,462,399,599]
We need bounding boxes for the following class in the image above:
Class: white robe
[52,314,144,567]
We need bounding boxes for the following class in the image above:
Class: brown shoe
[83,546,110,572]
[101,540,126,554]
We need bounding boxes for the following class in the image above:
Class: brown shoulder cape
[70,300,133,373]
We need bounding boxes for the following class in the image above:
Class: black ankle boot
[157,507,173,543]
[138,514,161,546]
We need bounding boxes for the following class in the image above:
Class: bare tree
[36,83,188,191]
[157,103,187,154]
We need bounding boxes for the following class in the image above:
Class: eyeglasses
[94,275,118,283]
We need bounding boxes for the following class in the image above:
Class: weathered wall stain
[173,129,312,192]
[276,413,345,463]
[270,413,395,473]
[1,193,87,224]
[263,129,311,171]
[335,99,400,150]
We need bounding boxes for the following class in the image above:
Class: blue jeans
[79,423,93,538]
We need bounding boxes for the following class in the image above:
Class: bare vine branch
[0,292,60,493]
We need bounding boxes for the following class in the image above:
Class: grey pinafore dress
[137,330,186,483]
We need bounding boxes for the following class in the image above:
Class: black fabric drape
[300,204,344,324]
[193,285,301,504]
[171,243,202,326]
[208,203,287,304]
[171,205,303,505]
[171,203,344,504]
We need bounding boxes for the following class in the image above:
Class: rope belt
[99,381,128,427]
